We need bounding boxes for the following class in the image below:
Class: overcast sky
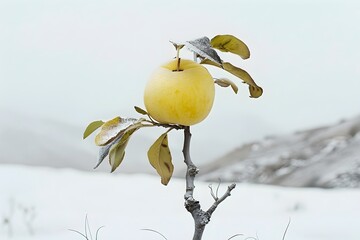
[1,0,360,165]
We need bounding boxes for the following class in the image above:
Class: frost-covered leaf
[95,117,138,146]
[109,128,138,173]
[95,134,122,169]
[201,59,263,98]
[83,120,104,139]
[214,78,238,94]
[95,121,143,169]
[211,35,250,59]
[185,37,223,66]
[134,106,148,115]
[148,133,173,186]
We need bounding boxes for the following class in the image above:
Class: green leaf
[201,59,263,98]
[95,117,138,146]
[214,78,238,94]
[109,145,125,173]
[148,133,173,186]
[83,120,104,139]
[134,106,148,115]
[185,37,223,66]
[211,35,250,59]
[108,128,137,173]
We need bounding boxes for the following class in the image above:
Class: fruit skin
[144,59,215,126]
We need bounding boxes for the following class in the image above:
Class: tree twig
[208,184,218,201]
[206,183,236,216]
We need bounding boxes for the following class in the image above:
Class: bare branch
[183,126,198,202]
[183,126,205,240]
[182,126,236,240]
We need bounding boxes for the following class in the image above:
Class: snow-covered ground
[1,165,359,240]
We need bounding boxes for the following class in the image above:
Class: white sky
[1,0,360,165]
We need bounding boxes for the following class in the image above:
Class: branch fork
[182,126,236,240]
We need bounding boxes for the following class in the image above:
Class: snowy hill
[0,111,96,171]
[3,109,360,188]
[0,165,360,240]
[198,116,360,188]
[0,111,153,174]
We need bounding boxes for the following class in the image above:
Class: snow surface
[1,165,360,240]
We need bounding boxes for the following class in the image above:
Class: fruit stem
[177,57,181,72]
[176,46,181,71]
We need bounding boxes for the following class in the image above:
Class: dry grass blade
[141,228,168,240]
[282,218,291,240]
[227,233,243,240]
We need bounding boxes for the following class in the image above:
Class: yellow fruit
[144,59,215,126]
